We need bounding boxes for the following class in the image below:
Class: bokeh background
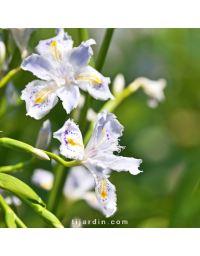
[1,28,200,228]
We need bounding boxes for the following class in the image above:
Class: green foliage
[0,173,45,207]
[1,28,200,228]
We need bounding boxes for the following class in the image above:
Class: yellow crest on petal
[50,40,62,61]
[77,74,102,86]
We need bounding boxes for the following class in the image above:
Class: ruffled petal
[94,174,117,218]
[75,66,114,100]
[21,54,63,83]
[69,39,96,69]
[63,166,95,200]
[36,28,73,62]
[31,169,54,190]
[53,119,84,161]
[85,110,123,154]
[56,84,80,114]
[21,80,58,120]
[94,154,143,175]
[83,158,117,218]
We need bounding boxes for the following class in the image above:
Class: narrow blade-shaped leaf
[0,173,45,207]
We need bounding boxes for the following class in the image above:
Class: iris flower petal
[21,54,61,82]
[36,28,73,62]
[56,84,80,114]
[21,80,58,120]
[69,39,96,69]
[83,158,117,217]
[75,66,114,100]
[53,119,84,161]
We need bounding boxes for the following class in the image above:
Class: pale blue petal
[36,28,73,62]
[85,110,120,154]
[53,119,84,161]
[94,154,143,175]
[56,84,80,114]
[21,54,58,81]
[21,80,58,120]
[75,66,114,100]
[69,39,96,69]
[83,158,117,217]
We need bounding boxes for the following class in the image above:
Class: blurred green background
[1,28,200,228]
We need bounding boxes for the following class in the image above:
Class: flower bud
[32,148,50,161]
[0,137,50,161]
[0,40,6,69]
[35,120,51,150]
[113,74,125,96]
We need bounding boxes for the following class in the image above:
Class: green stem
[5,212,17,228]
[0,194,27,228]
[47,165,68,215]
[15,215,27,228]
[0,137,50,161]
[43,151,80,168]
[16,194,63,228]
[0,159,33,173]
[0,66,21,88]
[95,28,115,72]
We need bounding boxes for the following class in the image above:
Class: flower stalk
[47,165,68,215]
[95,28,115,72]
[0,137,50,161]
[43,150,80,168]
[16,194,64,228]
[0,159,33,173]
[0,66,21,88]
[0,194,27,228]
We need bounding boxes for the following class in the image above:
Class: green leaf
[5,212,17,228]
[0,173,46,207]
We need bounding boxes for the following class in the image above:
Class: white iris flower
[53,110,142,217]
[21,28,114,120]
